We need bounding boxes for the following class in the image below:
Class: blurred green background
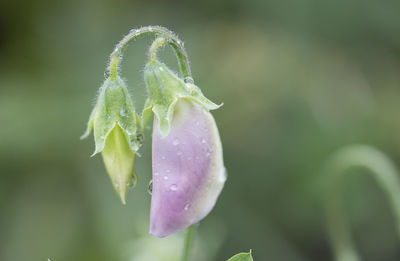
[1,0,400,260]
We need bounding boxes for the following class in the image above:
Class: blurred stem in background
[181,225,195,261]
[322,145,400,261]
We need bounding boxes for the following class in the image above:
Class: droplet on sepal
[120,108,127,117]
[104,69,110,79]
[184,77,194,84]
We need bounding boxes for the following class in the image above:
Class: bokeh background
[1,0,400,260]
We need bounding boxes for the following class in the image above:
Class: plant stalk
[181,225,195,261]
[108,26,192,80]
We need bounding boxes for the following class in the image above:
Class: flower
[144,60,226,237]
[81,76,142,204]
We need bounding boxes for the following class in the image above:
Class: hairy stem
[148,37,168,63]
[108,26,192,80]
[181,225,195,261]
[322,145,400,261]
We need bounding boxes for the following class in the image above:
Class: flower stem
[108,26,192,80]
[148,37,168,63]
[181,225,195,261]
[321,145,400,261]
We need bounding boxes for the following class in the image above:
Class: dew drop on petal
[184,203,190,211]
[170,184,177,191]
[172,138,180,146]
[201,138,206,144]
[163,175,169,180]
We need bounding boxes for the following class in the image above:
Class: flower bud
[144,60,226,237]
[81,76,142,204]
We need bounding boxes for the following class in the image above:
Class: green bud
[143,59,221,137]
[81,76,141,204]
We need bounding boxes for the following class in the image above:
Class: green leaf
[227,251,254,261]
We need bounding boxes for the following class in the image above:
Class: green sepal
[144,60,221,137]
[81,76,142,155]
[80,104,96,140]
[227,251,254,261]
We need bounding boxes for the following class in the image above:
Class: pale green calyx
[143,59,221,137]
[81,76,142,154]
[81,76,142,204]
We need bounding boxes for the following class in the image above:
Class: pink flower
[150,99,226,237]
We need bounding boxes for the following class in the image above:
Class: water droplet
[170,184,177,191]
[201,138,206,144]
[147,180,153,195]
[184,77,194,84]
[120,108,127,116]
[173,138,180,146]
[184,203,190,211]
[163,175,169,180]
[104,69,110,79]
[177,151,182,156]
[130,172,138,188]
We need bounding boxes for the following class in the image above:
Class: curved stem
[148,37,168,63]
[108,26,192,80]
[181,225,195,261]
[322,145,400,261]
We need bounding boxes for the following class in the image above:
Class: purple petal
[150,99,226,237]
